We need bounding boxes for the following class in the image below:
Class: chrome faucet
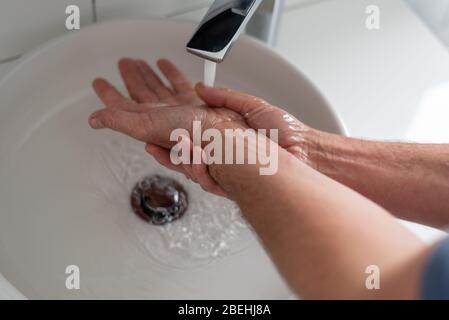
[186,0,285,63]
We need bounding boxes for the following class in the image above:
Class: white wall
[0,0,321,62]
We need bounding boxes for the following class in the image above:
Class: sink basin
[0,19,345,299]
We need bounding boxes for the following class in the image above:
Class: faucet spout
[186,0,283,63]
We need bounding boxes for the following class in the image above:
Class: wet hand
[183,85,319,197]
[196,85,316,165]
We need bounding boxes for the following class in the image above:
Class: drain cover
[131,175,188,225]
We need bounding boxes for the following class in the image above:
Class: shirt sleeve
[421,237,449,300]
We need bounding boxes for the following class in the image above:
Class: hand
[88,58,245,197]
[181,85,318,196]
[196,85,316,165]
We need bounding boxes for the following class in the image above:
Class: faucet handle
[232,0,258,16]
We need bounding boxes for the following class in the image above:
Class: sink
[0,19,345,299]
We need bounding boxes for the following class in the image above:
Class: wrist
[298,129,355,180]
[291,128,329,171]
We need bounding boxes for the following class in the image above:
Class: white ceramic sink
[0,19,345,299]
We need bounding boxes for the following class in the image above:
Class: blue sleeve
[421,237,449,300]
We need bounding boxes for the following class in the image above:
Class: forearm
[304,130,449,228]
[209,144,428,299]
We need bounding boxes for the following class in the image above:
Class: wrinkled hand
[88,58,245,197]
[196,87,314,164]
[186,87,316,197]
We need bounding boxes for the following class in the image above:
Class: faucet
[186,0,285,63]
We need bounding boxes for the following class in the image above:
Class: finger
[119,58,159,103]
[182,166,195,182]
[195,83,270,115]
[88,107,150,141]
[191,145,227,197]
[145,144,188,176]
[148,138,225,197]
[136,60,173,100]
[92,78,130,108]
[157,59,193,94]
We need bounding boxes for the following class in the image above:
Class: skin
[89,58,433,299]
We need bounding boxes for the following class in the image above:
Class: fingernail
[145,144,155,154]
[89,116,103,129]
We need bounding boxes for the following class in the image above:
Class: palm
[90,58,245,148]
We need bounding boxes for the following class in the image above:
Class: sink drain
[130,175,188,225]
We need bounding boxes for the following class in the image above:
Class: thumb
[195,83,269,115]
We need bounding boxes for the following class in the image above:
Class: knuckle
[252,97,268,107]
[102,110,116,128]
